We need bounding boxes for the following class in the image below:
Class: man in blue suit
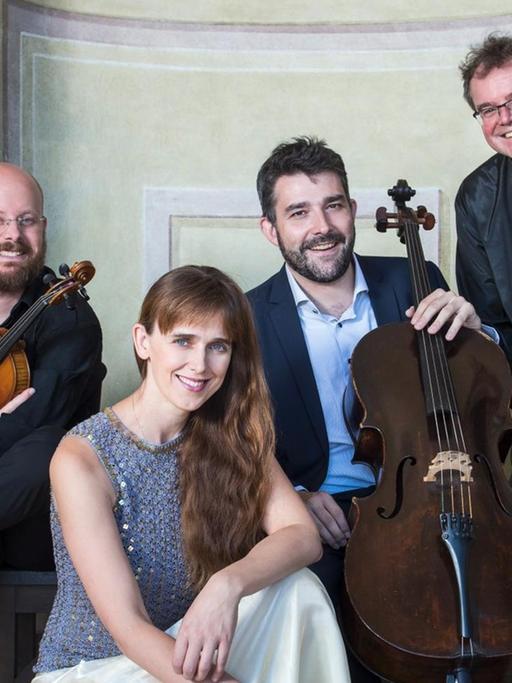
[247,137,485,683]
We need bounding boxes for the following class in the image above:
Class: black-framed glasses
[473,97,512,124]
[0,215,46,230]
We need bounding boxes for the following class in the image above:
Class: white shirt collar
[285,255,369,311]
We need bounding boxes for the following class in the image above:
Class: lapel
[358,255,406,325]
[267,267,328,452]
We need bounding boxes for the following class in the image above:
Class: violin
[0,261,95,408]
[342,181,512,683]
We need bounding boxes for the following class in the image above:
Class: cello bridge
[423,450,473,483]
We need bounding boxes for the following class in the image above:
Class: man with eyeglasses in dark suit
[0,162,105,571]
[456,33,512,367]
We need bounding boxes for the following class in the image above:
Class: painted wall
[21,0,512,24]
[3,2,511,405]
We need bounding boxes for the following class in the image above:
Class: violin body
[0,330,30,407]
[343,322,512,682]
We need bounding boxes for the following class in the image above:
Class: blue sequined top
[35,408,195,672]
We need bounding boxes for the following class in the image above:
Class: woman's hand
[172,572,241,682]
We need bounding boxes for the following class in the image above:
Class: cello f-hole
[377,456,416,519]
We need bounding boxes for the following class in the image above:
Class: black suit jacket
[455,154,512,365]
[247,255,447,491]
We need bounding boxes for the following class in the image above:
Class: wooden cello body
[342,181,512,683]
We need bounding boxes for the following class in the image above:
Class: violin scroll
[47,260,95,306]
[59,260,95,286]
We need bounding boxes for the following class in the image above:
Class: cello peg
[421,212,436,231]
[416,206,435,231]
[376,206,391,232]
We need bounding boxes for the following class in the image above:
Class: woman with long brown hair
[32,265,349,683]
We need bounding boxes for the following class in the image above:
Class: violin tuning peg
[416,205,427,218]
[59,263,70,277]
[77,286,90,301]
[63,291,77,310]
[42,273,57,286]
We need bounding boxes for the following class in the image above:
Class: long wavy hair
[135,265,274,589]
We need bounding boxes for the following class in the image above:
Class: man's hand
[406,289,481,341]
[299,491,350,550]
[0,387,35,415]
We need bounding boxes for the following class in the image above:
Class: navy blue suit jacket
[246,255,447,491]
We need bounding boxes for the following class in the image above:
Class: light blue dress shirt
[286,258,377,493]
[285,259,499,495]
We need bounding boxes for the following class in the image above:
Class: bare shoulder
[50,434,114,505]
[50,434,99,477]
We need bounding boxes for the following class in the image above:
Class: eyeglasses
[0,215,46,230]
[473,97,512,124]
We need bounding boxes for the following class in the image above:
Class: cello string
[405,218,467,512]
[403,219,448,510]
[433,330,471,516]
[405,218,470,517]
[405,220,449,444]
[406,220,461,512]
[418,245,470,515]
[429,290,471,515]
[398,203,475,670]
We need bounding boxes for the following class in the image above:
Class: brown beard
[276,226,355,284]
[0,237,47,293]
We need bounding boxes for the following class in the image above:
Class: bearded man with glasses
[0,162,105,570]
[456,33,512,366]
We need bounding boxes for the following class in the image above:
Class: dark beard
[0,237,46,293]
[276,227,355,283]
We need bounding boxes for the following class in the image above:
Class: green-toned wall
[4,3,511,406]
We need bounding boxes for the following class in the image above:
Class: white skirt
[33,569,350,683]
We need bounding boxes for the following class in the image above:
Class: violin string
[0,295,50,359]
[0,281,68,357]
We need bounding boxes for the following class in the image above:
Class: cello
[0,260,95,408]
[342,180,512,683]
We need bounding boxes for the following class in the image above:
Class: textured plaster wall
[22,0,512,24]
[3,2,511,404]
